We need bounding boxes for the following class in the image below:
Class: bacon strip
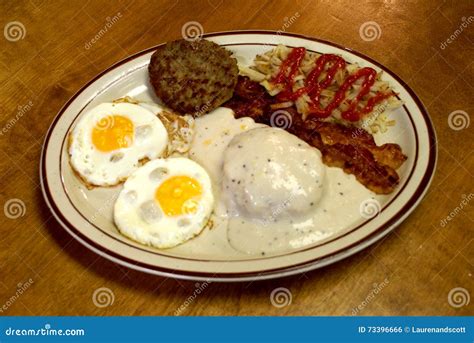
[305,120,407,170]
[224,77,407,194]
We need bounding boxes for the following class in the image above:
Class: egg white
[114,157,214,249]
[69,102,168,186]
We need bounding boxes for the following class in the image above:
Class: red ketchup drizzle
[272,47,392,122]
[272,47,306,101]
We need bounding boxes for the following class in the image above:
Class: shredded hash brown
[240,44,402,133]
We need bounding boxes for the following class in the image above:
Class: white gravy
[186,108,383,256]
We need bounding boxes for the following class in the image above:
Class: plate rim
[40,30,438,282]
[58,44,420,262]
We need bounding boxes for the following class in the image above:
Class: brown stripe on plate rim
[40,30,437,279]
[57,43,418,261]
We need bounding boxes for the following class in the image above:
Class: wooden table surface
[0,0,472,316]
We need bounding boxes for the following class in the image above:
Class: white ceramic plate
[40,31,437,281]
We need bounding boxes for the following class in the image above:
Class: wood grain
[0,0,472,316]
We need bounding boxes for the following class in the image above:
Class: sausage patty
[148,39,238,117]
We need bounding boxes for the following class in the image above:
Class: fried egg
[69,102,168,186]
[114,157,214,248]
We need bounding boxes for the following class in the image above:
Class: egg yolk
[155,176,202,216]
[91,115,134,152]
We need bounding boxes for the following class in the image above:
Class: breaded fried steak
[148,39,238,116]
